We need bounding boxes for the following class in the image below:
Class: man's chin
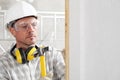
[26,40,36,45]
[25,37,37,45]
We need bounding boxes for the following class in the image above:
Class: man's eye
[32,22,37,26]
[22,25,28,29]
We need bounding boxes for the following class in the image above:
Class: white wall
[69,0,80,80]
[70,0,120,80]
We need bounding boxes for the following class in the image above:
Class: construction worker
[0,1,65,80]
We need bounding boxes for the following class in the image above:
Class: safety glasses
[14,20,39,31]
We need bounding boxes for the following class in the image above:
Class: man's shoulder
[0,51,12,62]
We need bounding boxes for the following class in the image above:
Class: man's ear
[9,27,16,37]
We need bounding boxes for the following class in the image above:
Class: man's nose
[27,25,34,31]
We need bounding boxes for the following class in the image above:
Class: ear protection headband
[10,45,40,64]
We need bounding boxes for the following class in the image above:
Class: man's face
[10,17,39,47]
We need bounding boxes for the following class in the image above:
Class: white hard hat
[5,1,37,26]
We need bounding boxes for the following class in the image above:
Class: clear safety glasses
[14,20,39,31]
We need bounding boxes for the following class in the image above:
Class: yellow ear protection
[10,45,39,64]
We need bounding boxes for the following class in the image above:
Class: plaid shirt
[0,46,65,80]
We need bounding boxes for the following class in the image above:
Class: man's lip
[27,36,36,38]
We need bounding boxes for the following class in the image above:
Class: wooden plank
[65,0,69,80]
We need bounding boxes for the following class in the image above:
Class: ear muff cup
[26,47,36,61]
[15,48,27,64]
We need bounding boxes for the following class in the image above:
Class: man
[0,1,65,80]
